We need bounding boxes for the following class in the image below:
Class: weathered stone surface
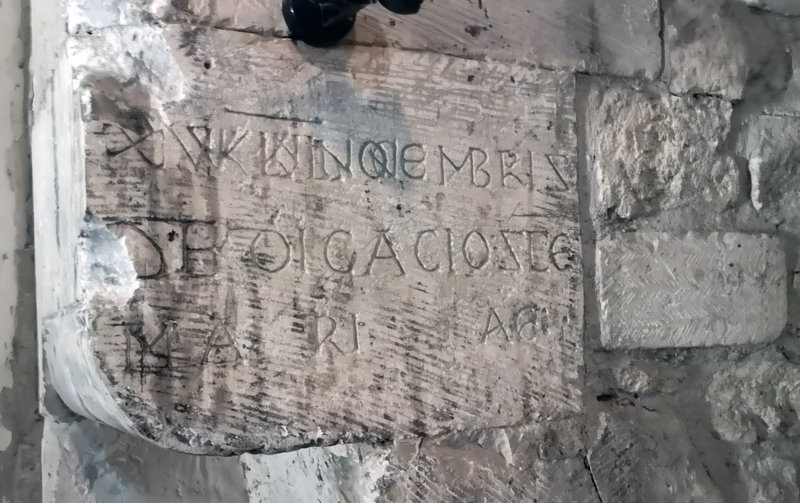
[740,0,800,16]
[43,418,249,503]
[69,0,661,79]
[597,232,787,348]
[69,28,584,453]
[612,365,651,395]
[739,446,800,503]
[587,81,739,221]
[664,0,787,100]
[708,356,800,443]
[588,411,724,502]
[241,419,599,502]
[241,444,390,503]
[738,114,800,232]
[1,0,41,499]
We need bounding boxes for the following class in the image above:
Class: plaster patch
[68,25,184,109]
[67,0,145,32]
[42,218,143,441]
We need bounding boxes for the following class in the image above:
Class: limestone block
[587,81,739,220]
[738,114,800,232]
[708,356,800,443]
[597,232,787,348]
[48,27,584,454]
[664,0,786,100]
[69,0,661,79]
[241,419,599,502]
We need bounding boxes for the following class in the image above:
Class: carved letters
[135,126,576,191]
[81,41,583,450]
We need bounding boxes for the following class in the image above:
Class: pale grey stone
[740,0,800,16]
[48,27,584,453]
[597,232,787,348]
[241,444,390,503]
[762,37,800,116]
[241,419,598,502]
[664,0,787,100]
[0,0,41,499]
[738,114,800,233]
[708,356,800,443]
[612,366,651,395]
[739,447,800,503]
[587,411,724,502]
[388,442,598,502]
[43,418,248,503]
[77,0,661,78]
[587,81,739,220]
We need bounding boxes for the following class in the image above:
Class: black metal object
[283,0,423,47]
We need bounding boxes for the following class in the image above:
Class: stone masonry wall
[23,0,800,501]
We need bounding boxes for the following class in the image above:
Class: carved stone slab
[81,28,582,453]
[597,232,787,348]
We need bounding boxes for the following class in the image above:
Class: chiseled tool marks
[597,232,787,348]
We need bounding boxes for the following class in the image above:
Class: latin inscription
[243,226,575,276]
[110,123,575,192]
[113,216,579,371]
[84,34,583,448]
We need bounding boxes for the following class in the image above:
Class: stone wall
[18,0,800,501]
[0,0,41,500]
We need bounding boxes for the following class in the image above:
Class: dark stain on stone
[596,392,616,402]
[464,25,483,37]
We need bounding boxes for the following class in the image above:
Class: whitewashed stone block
[587,81,739,220]
[597,232,787,348]
[47,27,584,454]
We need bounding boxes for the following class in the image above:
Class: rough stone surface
[70,0,662,79]
[708,355,800,444]
[24,0,800,500]
[739,445,800,503]
[664,0,788,100]
[241,444,390,503]
[67,28,585,453]
[242,418,598,502]
[738,114,800,232]
[0,0,42,500]
[587,411,724,502]
[587,81,739,221]
[597,232,787,348]
[43,418,248,502]
[740,0,800,16]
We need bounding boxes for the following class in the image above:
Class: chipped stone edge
[31,1,182,442]
[41,219,143,438]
